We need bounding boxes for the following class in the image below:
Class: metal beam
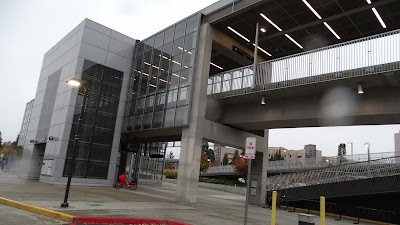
[255,0,396,43]
[212,42,252,66]
[204,0,266,24]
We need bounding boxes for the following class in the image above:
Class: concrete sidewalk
[0,172,368,225]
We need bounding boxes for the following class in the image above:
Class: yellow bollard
[320,196,326,225]
[270,191,277,225]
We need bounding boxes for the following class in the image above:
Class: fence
[203,151,397,175]
[208,29,400,98]
[267,155,400,191]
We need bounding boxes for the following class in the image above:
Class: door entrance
[130,142,166,184]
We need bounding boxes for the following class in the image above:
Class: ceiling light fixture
[323,22,341,39]
[260,13,283,31]
[366,0,372,4]
[260,28,266,33]
[372,7,387,28]
[210,62,223,70]
[358,83,364,94]
[252,44,272,56]
[261,96,266,105]
[285,34,303,49]
[227,26,250,42]
[302,0,322,19]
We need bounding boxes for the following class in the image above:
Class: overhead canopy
[208,0,400,75]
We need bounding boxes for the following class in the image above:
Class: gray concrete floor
[0,171,368,225]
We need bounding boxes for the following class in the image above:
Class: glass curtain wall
[63,60,123,179]
[125,13,201,131]
[136,142,167,182]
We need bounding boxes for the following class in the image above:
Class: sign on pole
[245,137,256,159]
[244,135,257,225]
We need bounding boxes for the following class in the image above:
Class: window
[64,60,123,179]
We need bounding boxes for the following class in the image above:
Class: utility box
[298,213,316,225]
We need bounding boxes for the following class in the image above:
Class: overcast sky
[1,0,399,157]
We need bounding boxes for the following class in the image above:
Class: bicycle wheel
[115,182,122,190]
[278,197,290,210]
[129,183,137,190]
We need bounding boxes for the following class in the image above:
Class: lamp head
[261,96,266,105]
[66,78,83,87]
[358,83,364,94]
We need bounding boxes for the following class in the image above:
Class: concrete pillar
[249,129,269,206]
[177,23,213,203]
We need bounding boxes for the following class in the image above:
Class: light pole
[364,142,371,177]
[61,78,88,208]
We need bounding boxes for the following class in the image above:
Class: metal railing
[208,29,400,97]
[354,207,400,224]
[203,152,397,175]
[267,155,400,191]
[204,165,235,175]
[269,151,396,170]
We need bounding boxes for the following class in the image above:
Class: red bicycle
[115,179,137,190]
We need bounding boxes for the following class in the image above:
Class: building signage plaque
[232,45,254,61]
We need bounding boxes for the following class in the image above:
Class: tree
[269,149,285,161]
[338,143,347,164]
[0,142,17,160]
[199,151,210,172]
[164,163,175,170]
[168,151,175,159]
[338,143,347,156]
[233,157,248,178]
[210,161,220,167]
[231,150,240,165]
[0,131,2,149]
[222,153,229,165]
[0,135,23,161]
[202,141,215,162]
[12,135,23,157]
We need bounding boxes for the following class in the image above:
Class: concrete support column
[249,129,269,206]
[177,23,213,203]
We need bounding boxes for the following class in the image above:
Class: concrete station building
[17,0,400,205]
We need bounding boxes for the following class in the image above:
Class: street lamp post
[61,78,88,208]
[364,142,371,177]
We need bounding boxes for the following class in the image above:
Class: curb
[71,216,191,225]
[0,197,75,222]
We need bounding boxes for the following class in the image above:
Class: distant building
[395,131,400,156]
[220,147,241,164]
[268,146,322,160]
[214,145,323,163]
[305,144,317,158]
[213,144,222,162]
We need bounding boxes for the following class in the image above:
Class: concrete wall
[21,19,135,186]
[164,178,246,195]
[218,86,400,130]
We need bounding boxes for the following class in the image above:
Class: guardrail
[203,151,397,176]
[299,200,342,221]
[267,156,400,191]
[208,29,400,98]
[353,207,400,224]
